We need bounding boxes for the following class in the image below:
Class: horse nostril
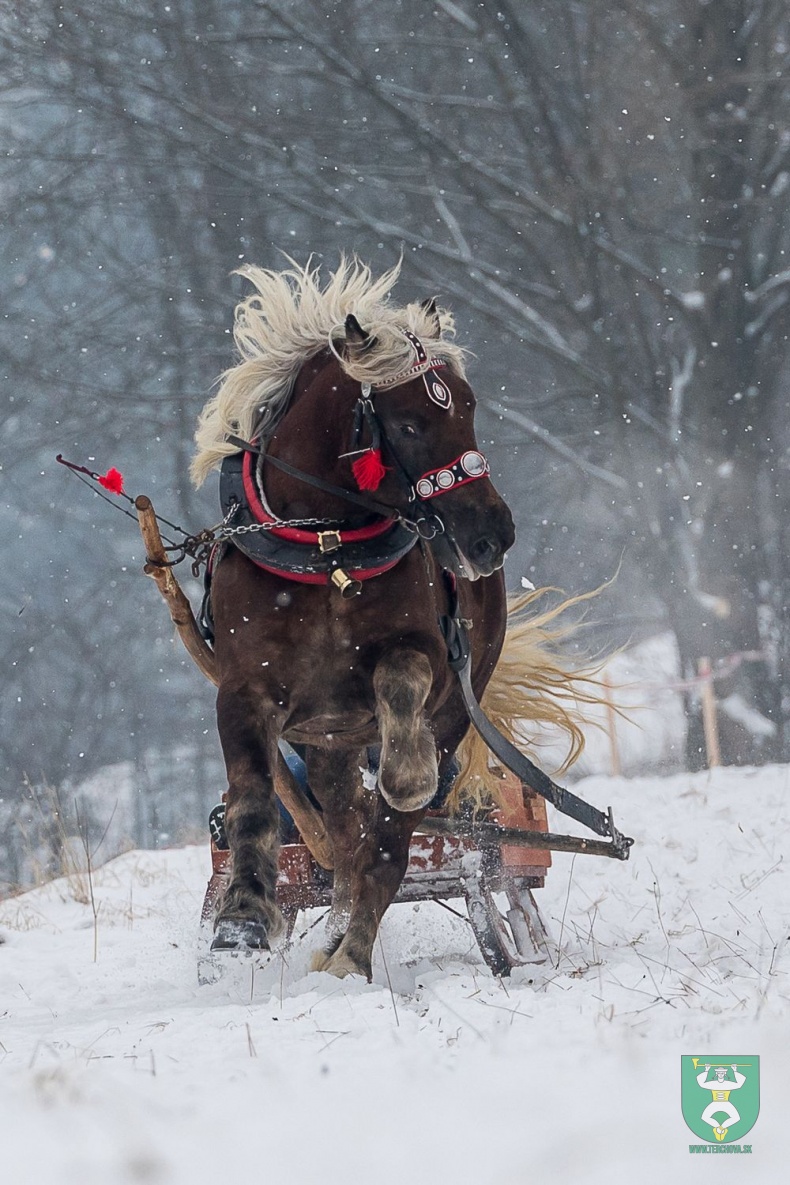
[469,536,498,565]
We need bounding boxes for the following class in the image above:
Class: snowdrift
[1,765,787,1184]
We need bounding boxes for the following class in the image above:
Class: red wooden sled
[197,770,555,983]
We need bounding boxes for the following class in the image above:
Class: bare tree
[3,0,790,863]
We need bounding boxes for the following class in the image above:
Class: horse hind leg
[320,802,416,980]
[303,746,414,980]
[374,649,438,813]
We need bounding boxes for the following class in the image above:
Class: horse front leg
[305,747,417,981]
[320,799,416,980]
[211,686,285,951]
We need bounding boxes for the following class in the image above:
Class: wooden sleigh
[196,769,554,984]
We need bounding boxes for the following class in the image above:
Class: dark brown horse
[192,260,515,978]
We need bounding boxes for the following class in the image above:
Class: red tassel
[97,467,125,495]
[352,448,388,491]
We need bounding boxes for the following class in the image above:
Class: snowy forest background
[3,0,790,890]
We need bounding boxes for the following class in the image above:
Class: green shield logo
[681,1056,760,1143]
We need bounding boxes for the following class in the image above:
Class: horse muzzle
[441,501,515,581]
[463,533,509,579]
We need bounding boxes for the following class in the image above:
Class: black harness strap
[225,433,445,539]
[438,583,633,860]
[263,453,398,519]
[225,434,398,520]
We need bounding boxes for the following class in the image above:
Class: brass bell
[330,568,362,598]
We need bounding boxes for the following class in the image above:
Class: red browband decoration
[369,356,449,391]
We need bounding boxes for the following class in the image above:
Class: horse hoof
[310,950,331,973]
[378,778,436,813]
[319,949,371,980]
[211,917,270,952]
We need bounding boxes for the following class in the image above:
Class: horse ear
[343,313,375,357]
[421,297,441,335]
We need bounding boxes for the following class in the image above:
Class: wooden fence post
[602,674,621,777]
[698,656,721,768]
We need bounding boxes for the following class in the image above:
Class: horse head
[337,309,515,580]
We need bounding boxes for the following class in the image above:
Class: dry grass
[16,776,94,904]
[0,777,134,952]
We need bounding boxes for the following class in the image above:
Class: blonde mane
[191,256,468,486]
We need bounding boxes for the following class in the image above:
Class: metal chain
[169,493,441,576]
[170,501,356,576]
[216,515,334,539]
[211,508,444,543]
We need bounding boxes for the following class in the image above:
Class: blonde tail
[449,587,608,814]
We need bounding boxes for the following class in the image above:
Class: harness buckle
[415,515,445,540]
[318,530,342,553]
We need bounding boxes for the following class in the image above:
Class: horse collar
[218,450,418,592]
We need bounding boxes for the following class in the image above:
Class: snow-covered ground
[1,764,787,1184]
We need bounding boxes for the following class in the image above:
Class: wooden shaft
[135,494,333,869]
[698,656,721,768]
[135,495,219,686]
[275,754,334,870]
[415,815,628,860]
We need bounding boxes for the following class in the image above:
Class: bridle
[228,326,491,537]
[339,327,490,530]
[218,327,492,591]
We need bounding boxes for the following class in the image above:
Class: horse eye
[400,423,417,437]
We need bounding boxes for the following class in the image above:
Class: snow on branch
[744,268,790,302]
[669,346,696,445]
[483,398,629,491]
[745,292,788,338]
[470,271,597,377]
[434,0,478,32]
[432,193,473,262]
